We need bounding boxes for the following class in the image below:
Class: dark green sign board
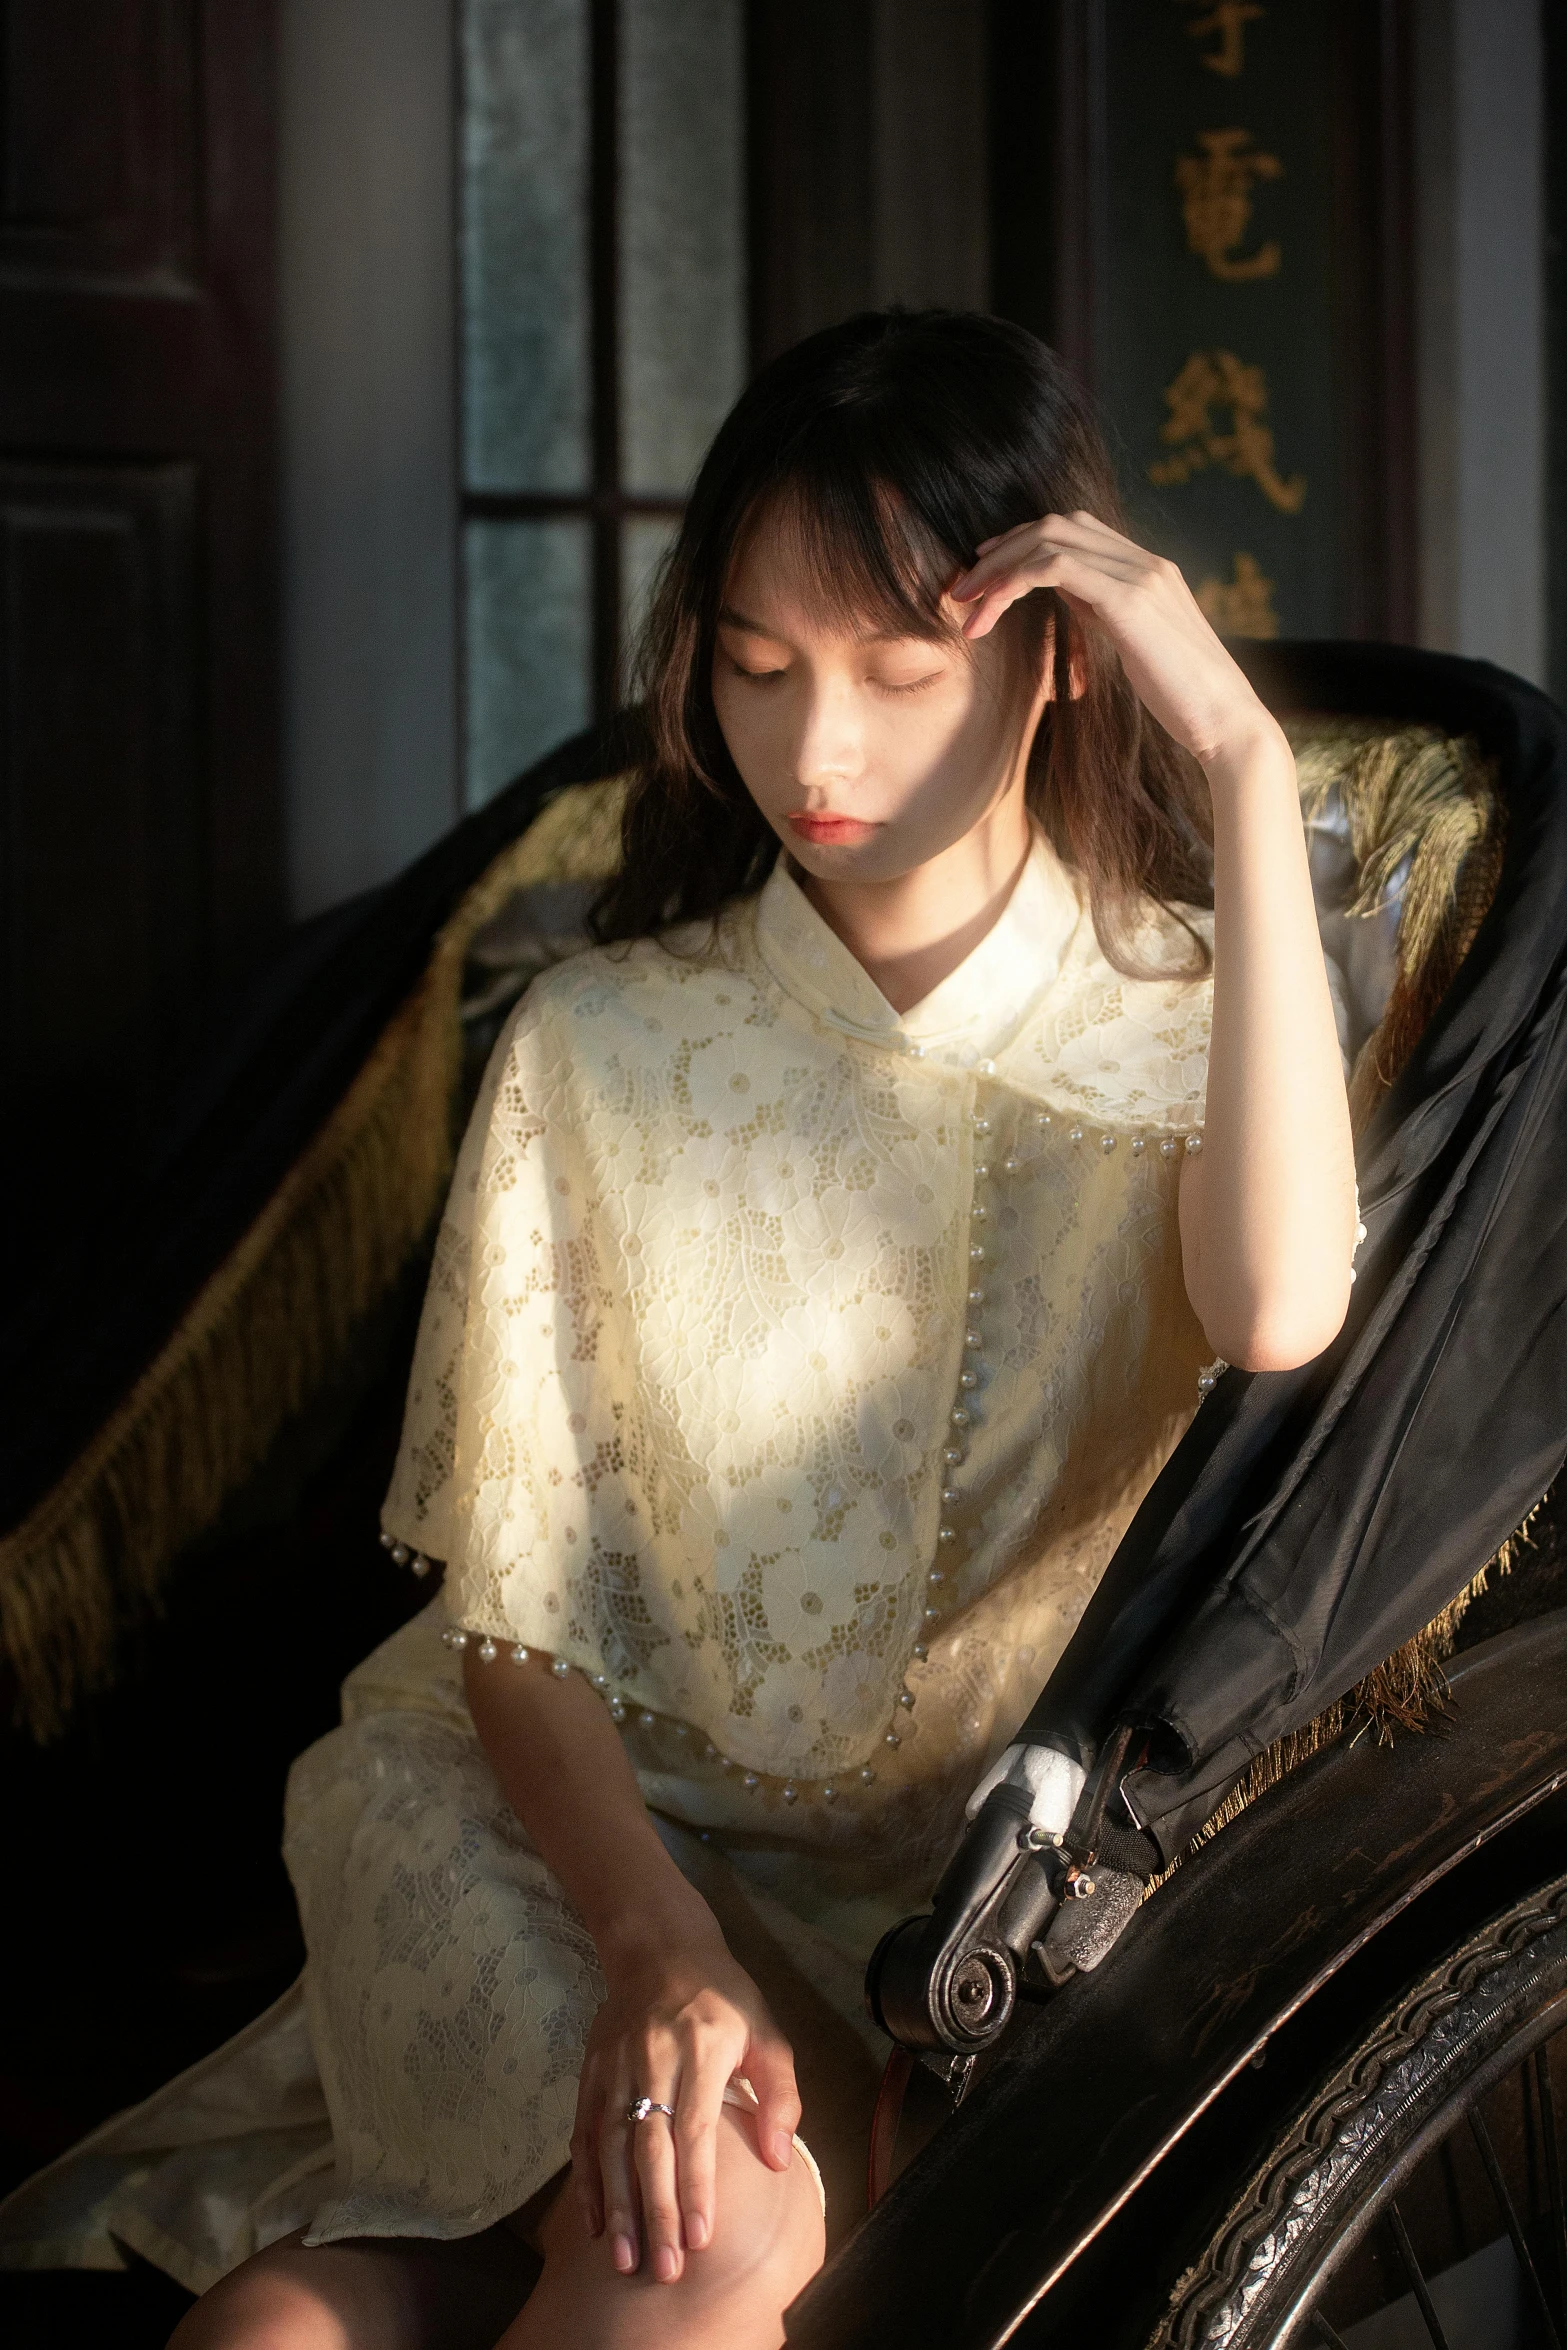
[1102,0,1342,639]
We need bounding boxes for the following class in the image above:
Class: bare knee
[522,2107,824,2345]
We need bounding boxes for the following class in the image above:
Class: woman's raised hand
[950,510,1279,772]
[571,1922,800,2283]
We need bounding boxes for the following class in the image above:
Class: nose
[792,673,867,798]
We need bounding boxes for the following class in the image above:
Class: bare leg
[502,2103,825,2350]
[166,2222,540,2350]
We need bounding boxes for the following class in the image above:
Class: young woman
[23,310,1356,2350]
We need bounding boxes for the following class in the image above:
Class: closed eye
[873,670,944,696]
[724,656,788,683]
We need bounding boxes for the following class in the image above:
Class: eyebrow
[716,603,934,647]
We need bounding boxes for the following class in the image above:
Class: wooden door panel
[0,0,276,1260]
[0,461,199,1107]
[1,0,196,286]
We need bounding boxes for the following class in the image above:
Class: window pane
[462,0,591,493]
[620,0,746,497]
[621,514,679,681]
[464,519,591,806]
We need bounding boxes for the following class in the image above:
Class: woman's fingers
[599,2084,649,2276]
[955,546,1142,640]
[954,511,1140,597]
[744,2031,803,2172]
[632,2101,687,2282]
[673,2046,732,2253]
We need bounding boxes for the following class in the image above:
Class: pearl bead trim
[430,1621,884,1803]
[386,1090,1211,1803]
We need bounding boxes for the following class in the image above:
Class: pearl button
[912,1643,928,1661]
[1100,1133,1117,1153]
[390,1542,409,1565]
[510,1644,530,1665]
[968,1243,986,1263]
[379,1530,395,1551]
[782,1784,799,1803]
[885,1731,901,1748]
[411,1552,431,1578]
[609,1700,626,1721]
[551,1657,570,1678]
[972,1116,991,1135]
[477,1637,497,1663]
[928,1569,945,1588]
[950,1406,971,1428]
[942,1444,965,1466]
[450,1629,469,1649]
[924,1605,940,1622]
[1131,1136,1146,1155]
[959,1369,978,1390]
[941,1485,960,1505]
[639,1709,655,1726]
[967,1286,985,1306]
[977,1058,996,1076]
[822,1784,837,1802]
[1185,1131,1204,1155]
[973,1160,990,1181]
[1068,1125,1084,1144]
[743,1772,760,1789]
[898,1689,916,1710]
[1160,1136,1178,1158]
[1001,1157,1020,1175]
[971,1203,988,1223]
[1036,1110,1052,1128]
[965,1329,982,1349]
[860,1766,876,1784]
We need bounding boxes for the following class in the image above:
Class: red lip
[787,813,878,846]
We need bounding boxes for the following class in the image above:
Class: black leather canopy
[1023,642,1567,1861]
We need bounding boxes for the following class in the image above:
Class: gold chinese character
[1176,130,1282,280]
[1196,552,1279,638]
[1150,350,1305,515]
[1180,0,1263,78]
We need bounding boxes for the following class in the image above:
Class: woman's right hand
[571,1918,801,2283]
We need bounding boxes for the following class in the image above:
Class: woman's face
[711,508,1049,887]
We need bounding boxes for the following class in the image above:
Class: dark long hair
[590,309,1213,975]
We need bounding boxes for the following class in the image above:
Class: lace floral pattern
[384,836,1214,1786]
[285,1643,606,2242]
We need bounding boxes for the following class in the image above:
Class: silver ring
[626,2096,676,2125]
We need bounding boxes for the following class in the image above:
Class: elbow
[1199,1282,1351,1375]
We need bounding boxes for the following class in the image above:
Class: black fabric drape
[1022,642,1567,1863]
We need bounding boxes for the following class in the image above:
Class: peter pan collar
[754,827,1084,1068]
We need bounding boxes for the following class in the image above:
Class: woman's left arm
[953,510,1357,1372]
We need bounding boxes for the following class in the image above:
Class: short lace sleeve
[380,1016,517,1561]
[382,969,654,1683]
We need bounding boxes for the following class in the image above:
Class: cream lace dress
[0,832,1213,2291]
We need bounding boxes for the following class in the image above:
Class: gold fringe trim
[1284,716,1504,1129]
[0,777,629,1739]
[1161,1502,1544,1878]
